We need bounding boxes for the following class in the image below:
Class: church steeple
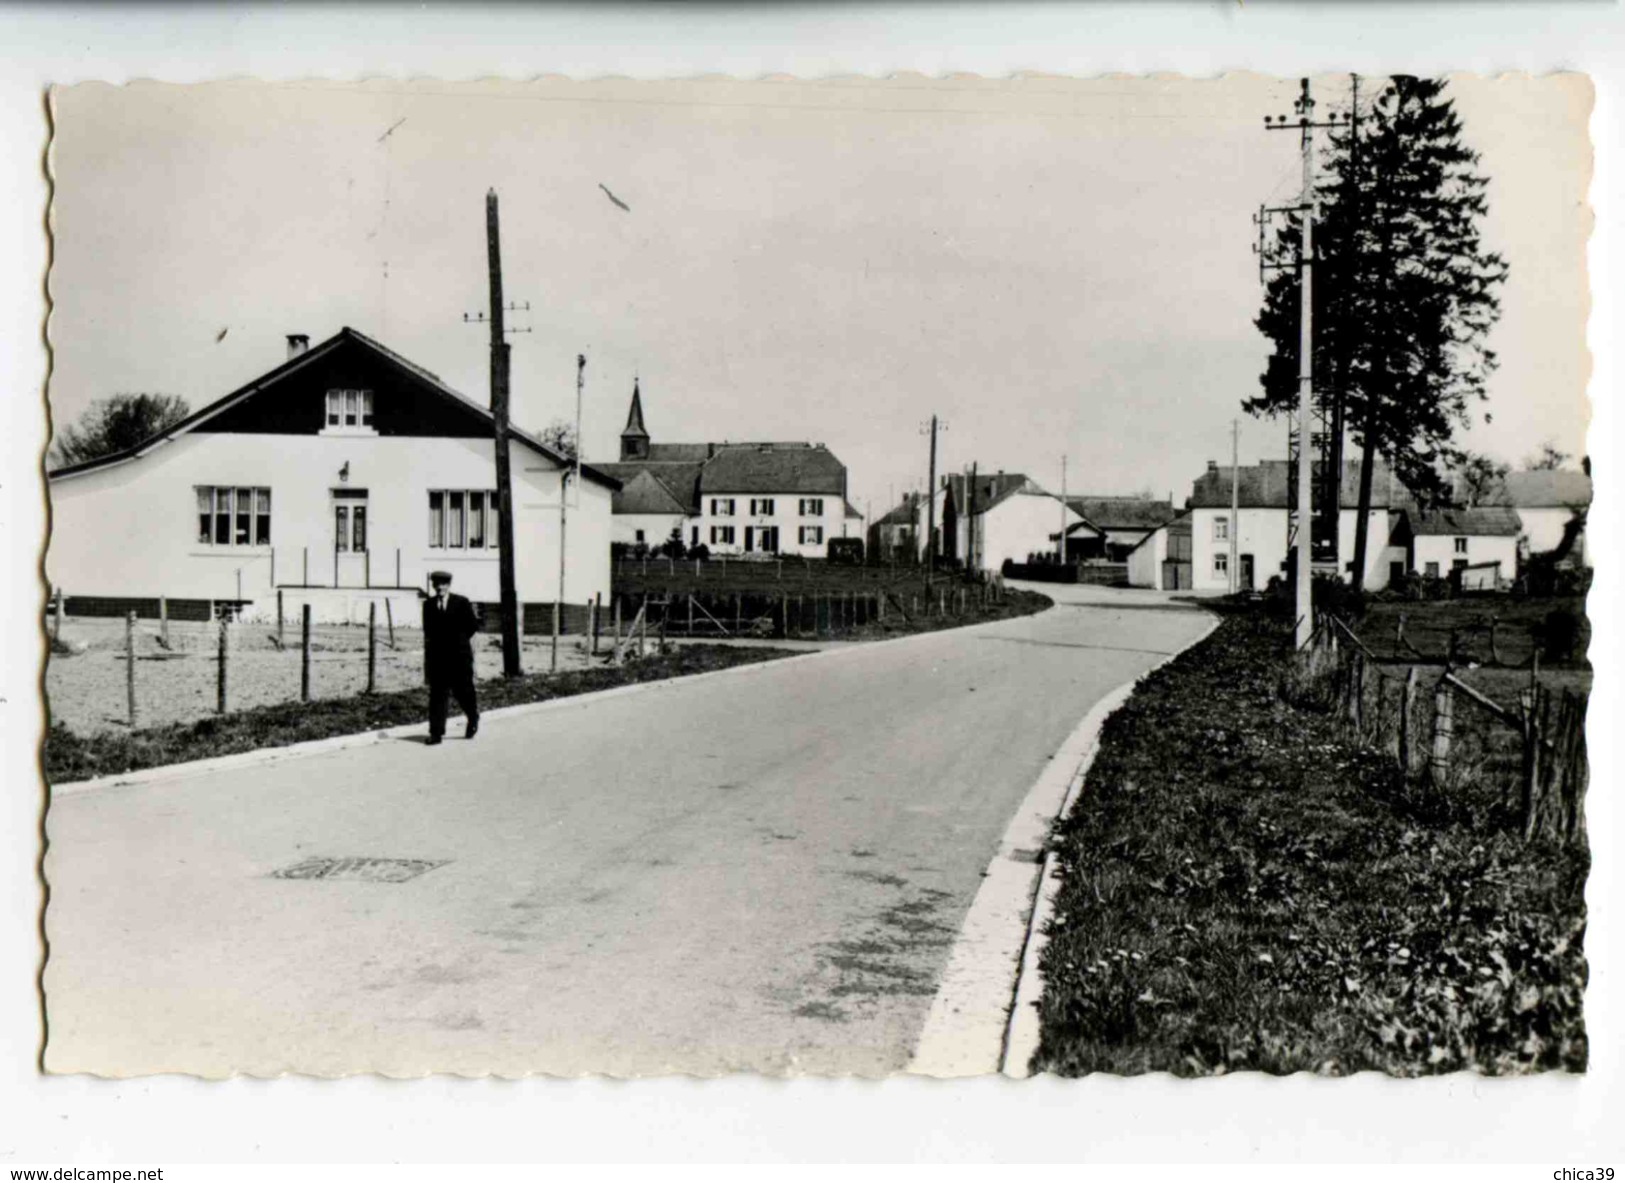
[620,378,650,461]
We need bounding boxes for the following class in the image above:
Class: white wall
[1126,528,1167,588]
[694,492,847,557]
[1189,506,1401,592]
[1412,533,1519,580]
[978,493,1083,572]
[48,431,613,618]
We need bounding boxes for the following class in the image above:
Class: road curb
[47,599,1055,797]
[905,610,1219,1078]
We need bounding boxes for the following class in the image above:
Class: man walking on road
[422,570,480,745]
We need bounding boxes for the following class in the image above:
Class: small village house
[1125,511,1193,590]
[1471,469,1593,567]
[868,492,927,563]
[1399,506,1522,585]
[939,472,1089,573]
[598,381,863,558]
[1063,496,1179,562]
[47,328,620,624]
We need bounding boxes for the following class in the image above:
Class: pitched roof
[1126,509,1192,554]
[845,499,865,520]
[1406,506,1523,537]
[943,472,1041,515]
[1476,470,1593,509]
[601,468,690,515]
[645,443,715,463]
[47,326,621,490]
[1065,496,1178,531]
[1188,459,1408,510]
[874,496,923,528]
[697,444,847,495]
[621,379,650,440]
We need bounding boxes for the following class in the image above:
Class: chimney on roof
[1207,460,1218,474]
[286,333,309,360]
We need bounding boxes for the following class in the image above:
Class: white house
[1185,459,1413,593]
[597,381,863,558]
[1401,506,1522,584]
[1125,512,1193,590]
[47,328,620,624]
[940,472,1088,573]
[1064,496,1179,562]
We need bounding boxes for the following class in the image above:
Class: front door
[332,489,370,587]
[1239,553,1255,591]
[745,525,779,554]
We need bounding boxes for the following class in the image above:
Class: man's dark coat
[422,591,479,682]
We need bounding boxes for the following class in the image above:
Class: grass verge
[45,644,798,784]
[1033,610,1587,1077]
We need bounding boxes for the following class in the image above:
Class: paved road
[44,583,1212,1078]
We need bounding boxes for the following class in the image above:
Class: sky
[47,73,1592,520]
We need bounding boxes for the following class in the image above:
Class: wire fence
[1289,611,1588,846]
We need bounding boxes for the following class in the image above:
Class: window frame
[1453,536,1468,555]
[323,389,377,434]
[799,497,825,517]
[751,497,776,516]
[1213,551,1229,578]
[427,487,500,551]
[196,485,272,547]
[710,525,736,545]
[800,525,824,546]
[1213,515,1229,542]
[711,498,736,517]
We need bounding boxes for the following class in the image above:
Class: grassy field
[1032,610,1587,1077]
[612,557,1050,639]
[1355,595,1590,668]
[44,643,798,784]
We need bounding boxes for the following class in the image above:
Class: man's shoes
[426,735,443,746]
[466,717,480,739]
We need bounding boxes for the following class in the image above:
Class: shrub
[1532,607,1584,664]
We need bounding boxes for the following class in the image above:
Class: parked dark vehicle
[827,537,864,565]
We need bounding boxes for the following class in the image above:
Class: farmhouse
[1063,496,1179,561]
[1396,506,1523,587]
[1181,459,1413,593]
[47,328,620,624]
[940,472,1089,573]
[868,492,927,563]
[1125,512,1194,590]
[597,381,864,558]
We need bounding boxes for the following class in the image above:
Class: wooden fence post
[1395,613,1405,660]
[125,610,138,727]
[1399,667,1417,774]
[159,596,170,649]
[688,594,695,637]
[367,602,377,694]
[1430,680,1454,789]
[591,593,601,656]
[1520,686,1544,841]
[1351,653,1365,733]
[52,589,64,643]
[734,593,742,636]
[385,597,395,648]
[551,601,561,674]
[1489,615,1502,665]
[639,595,648,657]
[216,613,229,714]
[300,604,312,703]
[613,598,624,666]
[277,589,285,647]
[302,546,309,586]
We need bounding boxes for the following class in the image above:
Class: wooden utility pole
[967,461,978,574]
[1230,419,1240,594]
[1293,81,1316,648]
[923,415,941,584]
[486,189,522,677]
[1058,455,1068,563]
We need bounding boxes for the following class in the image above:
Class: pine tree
[51,393,191,468]
[1247,77,1509,588]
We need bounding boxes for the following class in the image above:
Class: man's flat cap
[428,570,453,583]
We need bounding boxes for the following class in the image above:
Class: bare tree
[1523,440,1571,471]
[51,393,191,468]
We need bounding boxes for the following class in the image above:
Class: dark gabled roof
[1475,470,1593,509]
[943,472,1041,515]
[1065,496,1177,532]
[48,326,620,490]
[1407,506,1523,537]
[644,443,715,463]
[697,444,847,496]
[601,468,690,515]
[1188,459,1408,510]
[1125,509,1192,555]
[597,460,705,514]
[874,495,923,528]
